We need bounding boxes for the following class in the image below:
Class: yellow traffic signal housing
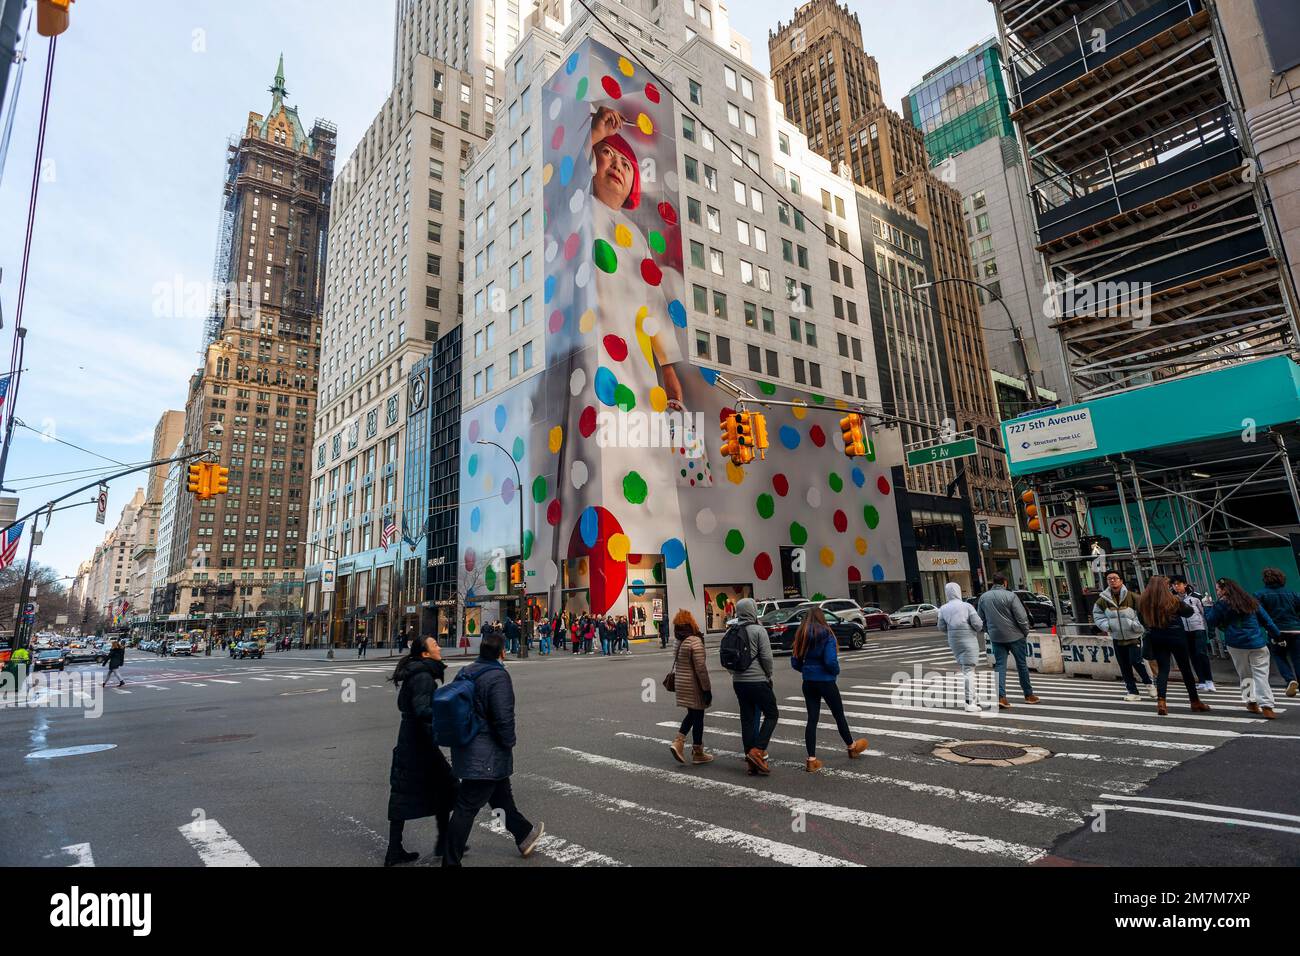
[720,414,740,462]
[210,465,230,496]
[37,0,72,37]
[187,463,208,498]
[509,560,523,587]
[840,413,867,458]
[722,413,754,466]
[751,412,769,459]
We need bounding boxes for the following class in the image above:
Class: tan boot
[1156,698,1167,716]
[847,738,869,758]
[805,756,823,773]
[1190,700,1211,713]
[745,747,771,774]
[1261,707,1278,720]
[691,745,714,765]
[1247,702,1262,714]
[669,734,686,764]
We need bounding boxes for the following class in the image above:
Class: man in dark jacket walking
[729,598,778,774]
[976,575,1039,709]
[442,630,544,865]
[102,640,126,688]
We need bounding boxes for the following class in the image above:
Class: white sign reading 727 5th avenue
[1005,407,1098,463]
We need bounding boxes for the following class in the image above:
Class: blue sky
[0,0,993,580]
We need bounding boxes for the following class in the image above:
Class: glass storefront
[703,583,752,632]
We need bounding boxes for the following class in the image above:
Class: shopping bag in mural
[670,406,713,488]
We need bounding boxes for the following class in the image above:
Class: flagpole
[0,413,15,491]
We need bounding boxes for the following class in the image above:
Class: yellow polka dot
[579,309,596,333]
[578,558,589,576]
[637,113,654,135]
[548,426,564,454]
[855,537,867,556]
[483,474,493,493]
[618,57,635,77]
[819,547,835,567]
[607,533,631,562]
[726,460,746,485]
[792,401,808,421]
[542,163,554,184]
[614,224,633,248]
[649,386,667,412]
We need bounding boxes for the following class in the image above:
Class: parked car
[888,604,940,628]
[64,644,108,666]
[32,649,67,672]
[755,597,807,619]
[168,641,193,657]
[761,605,868,653]
[799,597,868,627]
[1014,590,1058,627]
[859,606,892,631]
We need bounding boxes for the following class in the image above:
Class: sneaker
[1123,693,1141,702]
[805,756,823,773]
[745,747,771,774]
[1204,681,1217,693]
[963,702,982,713]
[1288,680,1298,698]
[1194,683,1208,693]
[847,738,868,758]
[518,823,545,858]
[1147,684,1158,699]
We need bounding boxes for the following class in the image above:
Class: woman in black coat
[385,636,459,866]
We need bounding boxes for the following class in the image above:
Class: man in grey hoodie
[976,574,1039,709]
[730,597,778,775]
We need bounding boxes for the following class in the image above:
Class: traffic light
[509,560,523,588]
[840,413,867,457]
[751,412,769,459]
[187,463,209,499]
[210,465,230,496]
[733,413,756,465]
[37,0,72,37]
[720,413,741,463]
[1021,489,1041,532]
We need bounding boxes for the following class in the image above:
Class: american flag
[380,516,398,550]
[0,374,11,411]
[0,521,23,571]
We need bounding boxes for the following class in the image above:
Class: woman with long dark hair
[791,607,868,773]
[1136,576,1209,716]
[384,635,459,865]
[1205,577,1282,719]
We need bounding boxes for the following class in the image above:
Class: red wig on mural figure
[566,505,628,615]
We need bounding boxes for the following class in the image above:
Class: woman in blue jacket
[1205,577,1281,719]
[1256,567,1300,698]
[791,607,868,773]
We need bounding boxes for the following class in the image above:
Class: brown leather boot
[1156,698,1167,716]
[1190,700,1211,713]
[998,697,1011,710]
[847,738,869,758]
[1247,702,1262,714]
[805,756,823,773]
[669,734,686,764]
[691,745,714,765]
[1023,695,1040,704]
[745,747,771,774]
[1261,706,1278,720]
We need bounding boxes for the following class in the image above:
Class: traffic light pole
[476,439,527,657]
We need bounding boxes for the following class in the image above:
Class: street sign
[320,559,337,593]
[95,483,108,525]
[1047,514,1080,559]
[906,436,977,468]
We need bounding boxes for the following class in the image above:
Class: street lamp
[308,539,342,651]
[914,277,1041,404]
[475,439,527,658]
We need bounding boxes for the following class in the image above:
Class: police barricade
[1056,624,1123,679]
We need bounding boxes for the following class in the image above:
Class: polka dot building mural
[457,38,904,627]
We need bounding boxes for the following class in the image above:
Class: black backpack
[719,623,755,672]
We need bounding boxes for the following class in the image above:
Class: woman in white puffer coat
[937,581,985,713]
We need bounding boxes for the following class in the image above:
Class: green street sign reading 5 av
[906,437,978,468]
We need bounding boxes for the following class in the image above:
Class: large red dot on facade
[601,76,622,98]
[848,565,862,582]
[754,552,773,581]
[772,474,789,497]
[603,334,628,362]
[645,83,661,103]
[640,258,663,286]
[810,425,826,447]
[547,499,562,526]
[719,405,736,423]
[657,201,678,226]
[579,405,598,438]
[877,475,892,495]
[833,510,848,533]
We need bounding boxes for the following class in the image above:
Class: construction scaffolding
[203,136,243,349]
[993,0,1300,402]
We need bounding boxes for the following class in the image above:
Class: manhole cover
[184,734,254,744]
[932,739,1051,767]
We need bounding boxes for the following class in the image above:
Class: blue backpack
[431,662,501,747]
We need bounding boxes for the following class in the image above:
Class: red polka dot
[657,201,678,226]
[464,549,477,572]
[772,474,789,497]
[563,232,581,260]
[603,335,628,362]
[833,510,848,533]
[877,475,892,495]
[645,83,661,103]
[601,76,622,98]
[546,499,562,526]
[579,406,598,438]
[640,258,662,285]
[628,553,642,564]
[550,125,566,150]
[848,565,862,582]
[754,552,773,580]
[810,425,826,447]
[719,405,736,423]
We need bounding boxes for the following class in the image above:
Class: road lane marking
[476,819,623,866]
[249,677,273,682]
[279,688,327,696]
[61,843,95,867]
[522,773,863,866]
[209,679,240,685]
[1091,804,1300,836]
[1098,794,1300,824]
[178,819,259,866]
[552,747,1048,863]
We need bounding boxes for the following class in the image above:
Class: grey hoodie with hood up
[730,597,774,683]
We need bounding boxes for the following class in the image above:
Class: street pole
[12,507,44,650]
[476,440,527,658]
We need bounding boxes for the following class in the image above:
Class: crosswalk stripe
[209,680,240,685]
[476,819,622,866]
[1054,752,1177,770]
[1091,803,1300,836]
[1098,794,1300,824]
[552,747,1048,863]
[613,732,1075,821]
[523,773,863,865]
[61,843,94,867]
[178,819,258,867]
[249,677,273,682]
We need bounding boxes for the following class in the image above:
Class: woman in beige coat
[669,609,714,765]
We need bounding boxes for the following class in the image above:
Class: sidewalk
[216,639,671,663]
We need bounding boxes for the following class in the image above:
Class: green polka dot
[485,565,497,591]
[614,383,635,411]
[811,395,826,405]
[522,530,535,560]
[758,382,777,396]
[576,76,588,99]
[811,592,827,602]
[648,231,666,254]
[467,454,478,477]
[593,238,618,273]
[725,529,745,554]
[715,593,727,609]
[789,522,808,546]
[864,505,880,529]
[623,471,648,504]
[512,437,525,461]
[531,476,548,504]
[467,618,478,634]
[756,493,775,519]
[652,562,664,583]
[829,472,844,493]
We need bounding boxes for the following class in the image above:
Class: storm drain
[184,734,254,744]
[932,739,1050,767]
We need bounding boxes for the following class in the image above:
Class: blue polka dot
[494,404,508,433]
[544,275,557,303]
[579,507,600,548]
[594,367,618,406]
[470,507,481,532]
[699,367,719,386]
[779,425,801,450]
[560,155,574,186]
[851,467,865,488]
[661,538,686,569]
[566,52,579,74]
[467,454,478,477]
[668,299,686,328]
[871,563,885,582]
[630,579,647,596]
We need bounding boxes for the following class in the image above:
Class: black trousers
[442,777,532,867]
[1151,635,1201,702]
[678,708,705,745]
[734,681,779,752]
[802,680,853,757]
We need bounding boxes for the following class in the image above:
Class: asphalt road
[3,628,1297,868]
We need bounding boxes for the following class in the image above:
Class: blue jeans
[1116,642,1152,694]
[1271,634,1299,684]
[992,639,1034,699]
